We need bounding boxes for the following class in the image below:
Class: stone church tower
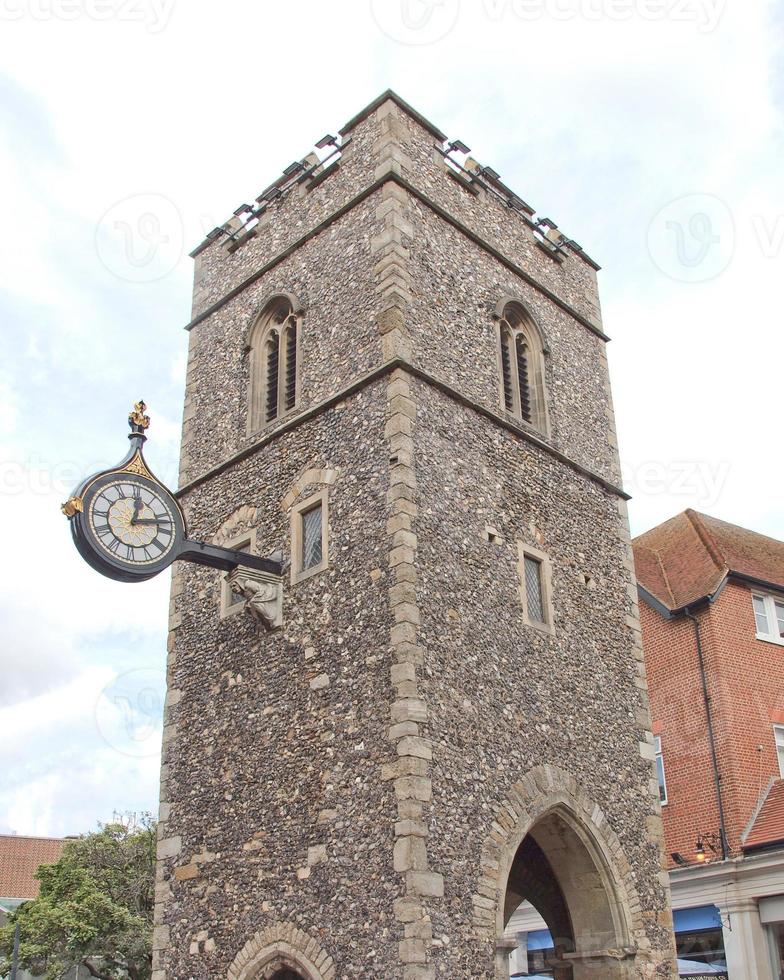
[153,92,676,979]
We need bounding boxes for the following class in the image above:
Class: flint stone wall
[156,92,675,979]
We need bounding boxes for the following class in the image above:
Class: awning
[526,929,552,950]
[673,905,722,932]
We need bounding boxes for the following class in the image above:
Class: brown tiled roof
[744,779,784,851]
[0,835,64,900]
[633,510,784,611]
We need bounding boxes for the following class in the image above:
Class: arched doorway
[502,807,633,980]
[226,921,335,980]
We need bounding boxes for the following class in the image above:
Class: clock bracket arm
[177,539,283,576]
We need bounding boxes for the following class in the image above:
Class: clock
[75,472,185,582]
[63,400,282,585]
[63,401,186,583]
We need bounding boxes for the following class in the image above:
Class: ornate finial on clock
[128,400,151,435]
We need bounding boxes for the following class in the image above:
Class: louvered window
[265,330,280,423]
[500,325,514,412]
[284,320,297,412]
[248,296,302,431]
[515,333,532,423]
[497,302,547,433]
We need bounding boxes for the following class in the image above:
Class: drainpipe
[684,607,729,860]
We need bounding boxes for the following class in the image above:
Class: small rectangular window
[753,593,784,644]
[754,594,770,635]
[518,543,553,632]
[291,490,328,584]
[776,601,784,640]
[775,726,784,778]
[655,735,668,805]
[301,503,323,571]
[524,556,545,623]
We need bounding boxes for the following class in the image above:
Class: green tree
[0,819,155,980]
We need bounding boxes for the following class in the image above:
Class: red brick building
[634,510,784,980]
[0,834,64,908]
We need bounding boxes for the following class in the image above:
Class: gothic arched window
[247,294,302,431]
[497,300,548,434]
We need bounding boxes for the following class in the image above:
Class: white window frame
[774,726,784,779]
[517,542,554,634]
[291,490,329,584]
[655,735,668,805]
[752,592,784,645]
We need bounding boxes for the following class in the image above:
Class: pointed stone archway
[503,805,634,979]
[226,921,335,980]
[472,765,657,980]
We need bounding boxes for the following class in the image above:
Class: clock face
[77,472,184,580]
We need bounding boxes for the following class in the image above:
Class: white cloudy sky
[0,0,782,836]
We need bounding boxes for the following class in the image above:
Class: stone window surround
[290,489,329,585]
[219,529,258,618]
[517,540,555,635]
[493,296,550,438]
[245,292,305,436]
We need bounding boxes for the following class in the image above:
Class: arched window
[248,294,302,431]
[497,301,548,434]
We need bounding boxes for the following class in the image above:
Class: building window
[753,592,784,644]
[247,295,302,432]
[517,542,554,632]
[655,735,668,804]
[291,491,328,583]
[497,301,548,433]
[524,556,545,623]
[774,726,784,778]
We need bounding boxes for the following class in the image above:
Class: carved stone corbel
[226,566,283,630]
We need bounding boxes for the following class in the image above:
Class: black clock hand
[132,493,142,521]
[132,518,172,526]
